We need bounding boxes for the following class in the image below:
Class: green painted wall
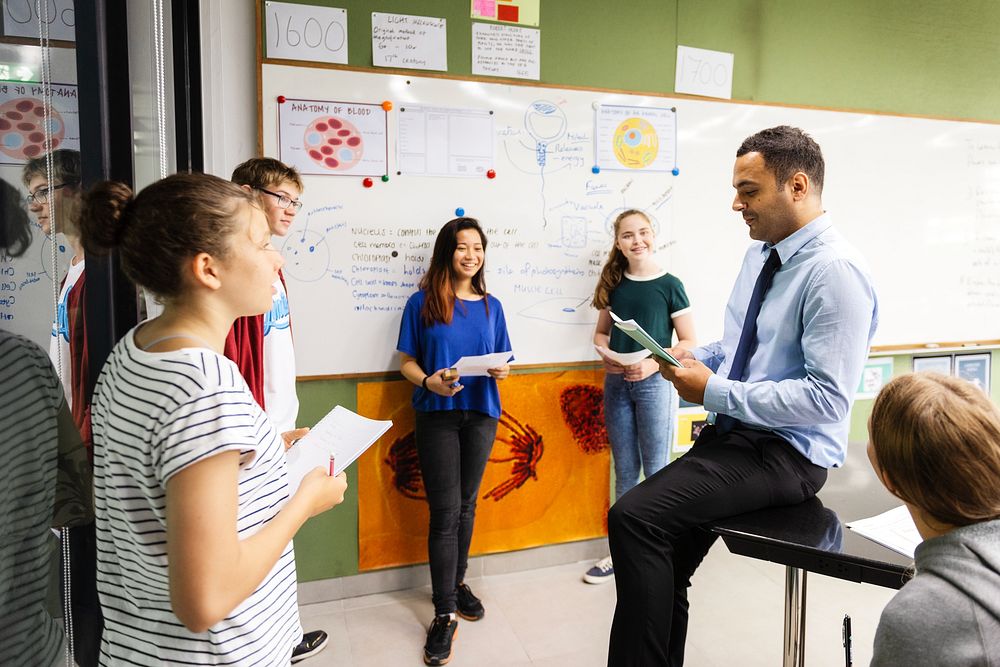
[268,0,1000,581]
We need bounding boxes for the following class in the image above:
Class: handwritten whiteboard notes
[265,2,348,65]
[594,105,677,172]
[472,23,540,80]
[397,105,494,177]
[372,13,447,71]
[674,45,734,100]
[278,99,387,176]
[3,0,75,41]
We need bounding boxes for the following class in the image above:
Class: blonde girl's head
[868,372,1000,529]
[592,209,653,310]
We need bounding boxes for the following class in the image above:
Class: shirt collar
[764,212,832,263]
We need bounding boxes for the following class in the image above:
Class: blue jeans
[414,409,498,616]
[604,372,678,502]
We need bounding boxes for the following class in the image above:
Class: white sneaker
[582,556,614,584]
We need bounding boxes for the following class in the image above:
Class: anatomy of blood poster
[356,370,610,571]
[277,97,388,176]
[0,82,79,165]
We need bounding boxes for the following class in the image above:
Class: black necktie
[715,248,782,434]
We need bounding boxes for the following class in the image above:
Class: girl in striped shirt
[80,173,347,666]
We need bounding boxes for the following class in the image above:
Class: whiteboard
[261,65,1000,376]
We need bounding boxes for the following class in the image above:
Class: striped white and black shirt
[0,330,65,667]
[92,328,301,666]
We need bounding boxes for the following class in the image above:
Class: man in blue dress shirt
[606,126,879,667]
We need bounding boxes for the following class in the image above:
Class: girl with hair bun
[868,372,1000,666]
[80,173,348,665]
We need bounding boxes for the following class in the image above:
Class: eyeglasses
[256,187,303,212]
[26,182,73,205]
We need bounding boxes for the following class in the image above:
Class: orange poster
[357,370,610,571]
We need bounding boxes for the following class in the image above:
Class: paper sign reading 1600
[265,2,348,65]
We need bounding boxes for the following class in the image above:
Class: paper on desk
[609,311,683,368]
[452,351,514,377]
[595,344,651,366]
[284,406,392,496]
[846,505,921,559]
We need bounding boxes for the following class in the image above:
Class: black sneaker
[423,614,458,665]
[291,630,329,663]
[455,582,485,621]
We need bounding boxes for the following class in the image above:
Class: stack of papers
[594,345,650,366]
[609,311,683,368]
[284,405,392,496]
[846,505,922,558]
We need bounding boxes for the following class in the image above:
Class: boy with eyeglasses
[228,157,327,663]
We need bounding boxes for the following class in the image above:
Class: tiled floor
[299,540,896,666]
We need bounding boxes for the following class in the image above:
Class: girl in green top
[583,209,697,584]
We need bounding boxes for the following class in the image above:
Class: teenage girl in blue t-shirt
[583,209,696,585]
[396,217,512,666]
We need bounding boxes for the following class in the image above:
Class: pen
[842,614,853,667]
[329,454,336,476]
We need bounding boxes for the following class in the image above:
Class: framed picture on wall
[856,357,894,399]
[912,355,952,375]
[955,353,991,392]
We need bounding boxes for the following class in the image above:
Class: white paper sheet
[594,345,650,367]
[846,505,922,559]
[397,104,494,177]
[372,12,447,71]
[452,351,514,377]
[284,405,391,496]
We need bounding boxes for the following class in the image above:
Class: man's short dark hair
[737,126,824,193]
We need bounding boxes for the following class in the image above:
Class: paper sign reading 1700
[278,98,388,177]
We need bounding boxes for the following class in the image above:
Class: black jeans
[607,425,828,667]
[415,409,498,616]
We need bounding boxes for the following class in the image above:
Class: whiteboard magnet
[487,169,496,179]
[381,100,393,111]
[381,174,389,182]
[277,95,286,104]
[362,177,374,188]
[455,207,465,217]
[592,165,600,174]
[672,167,680,176]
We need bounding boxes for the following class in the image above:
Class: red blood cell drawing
[0,97,65,160]
[304,116,363,170]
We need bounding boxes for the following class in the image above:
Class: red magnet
[277,95,286,104]
[362,177,374,188]
[381,100,393,111]
[486,169,496,179]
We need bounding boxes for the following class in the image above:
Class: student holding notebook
[80,173,347,665]
[868,373,1000,666]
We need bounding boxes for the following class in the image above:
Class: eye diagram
[524,100,567,169]
[613,117,659,169]
[0,97,65,160]
[304,115,363,171]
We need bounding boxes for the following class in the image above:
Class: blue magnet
[455,207,465,217]
[591,165,600,174]
[672,167,680,176]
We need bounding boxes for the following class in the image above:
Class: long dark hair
[591,209,649,309]
[419,217,489,326]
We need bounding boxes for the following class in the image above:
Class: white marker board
[260,64,1000,376]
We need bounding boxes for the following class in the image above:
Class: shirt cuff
[703,374,734,415]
